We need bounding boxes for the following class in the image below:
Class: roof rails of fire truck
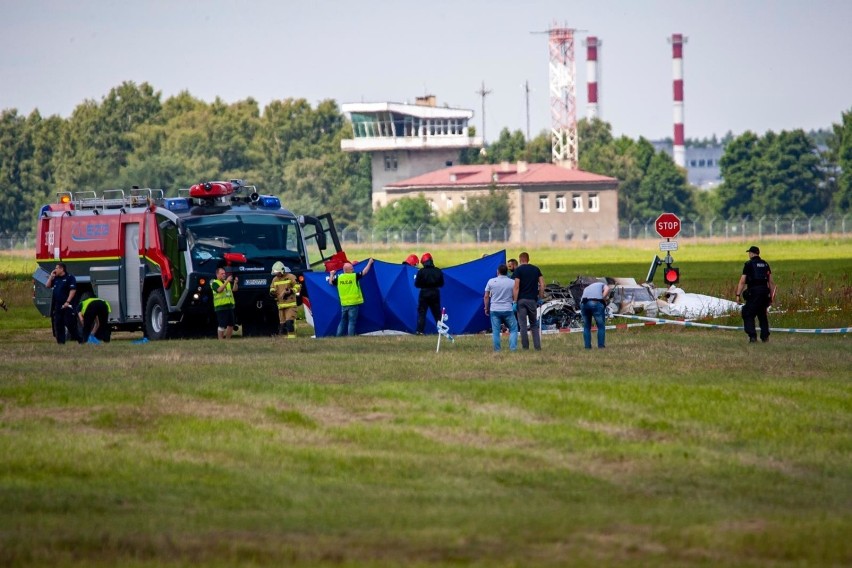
[59,187,165,210]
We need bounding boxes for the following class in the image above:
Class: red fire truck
[33,180,346,339]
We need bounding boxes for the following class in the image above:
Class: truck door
[123,222,143,319]
[302,213,343,269]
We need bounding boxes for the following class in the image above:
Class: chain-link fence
[619,215,852,240]
[2,215,850,251]
[0,235,31,250]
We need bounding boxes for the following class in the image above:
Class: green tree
[444,186,510,228]
[634,151,695,219]
[828,109,852,212]
[757,129,825,216]
[717,131,762,218]
[372,196,438,230]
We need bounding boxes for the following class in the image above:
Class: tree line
[1,81,850,237]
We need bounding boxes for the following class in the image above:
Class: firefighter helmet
[404,254,419,267]
[420,252,432,264]
[271,261,286,275]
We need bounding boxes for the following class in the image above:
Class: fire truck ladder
[58,187,165,211]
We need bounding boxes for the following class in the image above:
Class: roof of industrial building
[386,162,618,189]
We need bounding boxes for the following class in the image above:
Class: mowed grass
[0,240,850,567]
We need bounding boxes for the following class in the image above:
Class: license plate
[241,278,267,286]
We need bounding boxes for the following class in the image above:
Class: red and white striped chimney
[670,33,687,168]
[585,36,600,120]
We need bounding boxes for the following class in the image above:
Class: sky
[1,0,850,143]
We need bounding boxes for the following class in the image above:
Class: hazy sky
[2,0,850,142]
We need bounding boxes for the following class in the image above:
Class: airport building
[383,161,619,243]
[340,95,483,204]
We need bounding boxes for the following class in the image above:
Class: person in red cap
[735,245,777,343]
[414,252,444,334]
[402,254,419,267]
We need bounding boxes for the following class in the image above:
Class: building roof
[386,162,618,189]
[341,102,474,120]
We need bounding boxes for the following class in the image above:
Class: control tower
[340,95,483,208]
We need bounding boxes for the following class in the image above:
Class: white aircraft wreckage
[539,262,740,332]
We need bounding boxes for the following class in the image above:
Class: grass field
[0,239,850,567]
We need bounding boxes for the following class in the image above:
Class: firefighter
[46,262,80,344]
[414,252,444,335]
[211,266,238,340]
[269,261,300,338]
[78,296,112,344]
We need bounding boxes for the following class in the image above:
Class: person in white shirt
[484,264,518,352]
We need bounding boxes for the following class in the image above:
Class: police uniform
[741,253,772,342]
[78,297,112,343]
[50,271,80,344]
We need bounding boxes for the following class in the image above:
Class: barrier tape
[611,313,851,334]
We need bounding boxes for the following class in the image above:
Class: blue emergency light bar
[259,196,281,209]
[163,198,190,212]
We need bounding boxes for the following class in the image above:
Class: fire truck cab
[33,180,344,339]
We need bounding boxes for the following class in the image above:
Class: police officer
[78,296,112,344]
[46,262,80,344]
[735,245,777,343]
[211,266,238,340]
[329,258,374,337]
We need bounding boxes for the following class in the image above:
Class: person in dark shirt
[735,245,777,343]
[512,252,545,350]
[46,262,80,344]
[414,252,444,335]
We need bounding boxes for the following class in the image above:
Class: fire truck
[33,180,347,339]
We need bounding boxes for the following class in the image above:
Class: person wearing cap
[735,245,777,343]
[414,252,444,335]
[78,296,112,344]
[329,258,374,337]
[269,261,300,338]
[402,254,419,267]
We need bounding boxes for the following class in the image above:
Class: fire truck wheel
[145,289,169,340]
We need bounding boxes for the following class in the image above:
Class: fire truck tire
[144,289,169,340]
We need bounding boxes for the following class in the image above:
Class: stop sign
[655,212,681,239]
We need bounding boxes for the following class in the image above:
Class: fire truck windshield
[184,215,305,267]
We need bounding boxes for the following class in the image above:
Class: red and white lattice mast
[585,36,600,120]
[670,33,687,168]
[548,26,578,169]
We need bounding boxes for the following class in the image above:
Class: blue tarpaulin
[302,250,507,337]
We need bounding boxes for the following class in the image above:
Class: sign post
[655,213,681,285]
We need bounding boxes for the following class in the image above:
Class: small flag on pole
[436,307,454,352]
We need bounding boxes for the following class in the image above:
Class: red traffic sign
[655,213,681,239]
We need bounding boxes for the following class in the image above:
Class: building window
[383,153,398,171]
[556,194,567,212]
[572,193,583,212]
[539,195,550,213]
[588,193,600,212]
[446,196,453,210]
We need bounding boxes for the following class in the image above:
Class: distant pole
[523,80,531,140]
[669,33,687,168]
[584,36,601,119]
[475,81,492,143]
